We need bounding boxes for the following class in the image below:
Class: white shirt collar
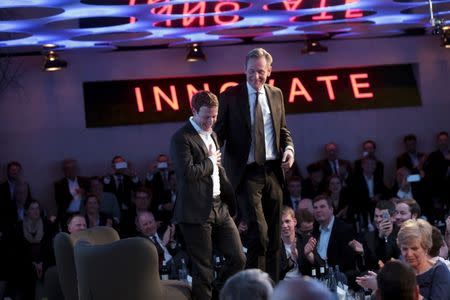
[246,82,265,95]
[189,116,211,136]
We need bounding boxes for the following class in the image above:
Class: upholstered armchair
[53,226,120,300]
[74,237,191,300]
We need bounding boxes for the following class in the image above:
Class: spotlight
[43,50,68,71]
[186,43,205,62]
[441,26,450,48]
[301,40,328,54]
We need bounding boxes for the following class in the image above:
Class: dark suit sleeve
[170,131,214,181]
[214,91,229,148]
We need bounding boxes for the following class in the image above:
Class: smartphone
[407,174,421,183]
[157,162,168,169]
[382,211,390,221]
[115,161,128,169]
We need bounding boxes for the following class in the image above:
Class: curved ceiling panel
[0,6,64,21]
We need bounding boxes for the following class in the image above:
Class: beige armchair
[74,237,191,300]
[53,226,120,300]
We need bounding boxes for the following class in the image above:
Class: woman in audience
[13,199,57,300]
[83,194,114,228]
[326,174,351,221]
[395,198,421,227]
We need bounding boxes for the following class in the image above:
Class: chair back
[53,226,120,300]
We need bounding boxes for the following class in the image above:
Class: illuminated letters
[153,86,180,111]
[289,77,313,102]
[317,75,338,100]
[350,73,374,99]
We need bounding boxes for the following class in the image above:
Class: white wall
[1,35,449,212]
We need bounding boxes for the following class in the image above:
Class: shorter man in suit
[318,143,352,186]
[170,91,245,300]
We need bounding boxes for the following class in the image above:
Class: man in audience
[349,200,400,271]
[88,176,121,224]
[375,261,420,300]
[103,155,141,212]
[54,158,89,231]
[296,198,313,214]
[296,209,314,242]
[301,195,356,279]
[302,163,326,199]
[0,161,30,202]
[120,187,153,238]
[67,214,87,234]
[396,134,427,175]
[283,176,302,211]
[152,171,177,227]
[144,154,172,209]
[270,278,334,300]
[220,269,273,300]
[280,207,301,280]
[354,140,384,182]
[394,198,421,227]
[317,142,352,186]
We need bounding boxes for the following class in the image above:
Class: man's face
[68,216,87,234]
[281,213,297,239]
[437,134,449,152]
[297,199,313,214]
[325,143,338,160]
[8,164,22,180]
[405,139,417,153]
[363,142,375,156]
[90,179,104,194]
[395,203,413,227]
[63,161,77,179]
[193,105,218,133]
[245,56,271,91]
[137,213,157,236]
[362,159,376,175]
[134,192,150,211]
[313,199,333,224]
[374,208,392,229]
[112,156,126,174]
[288,180,302,198]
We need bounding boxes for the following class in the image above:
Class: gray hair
[270,278,334,300]
[245,48,273,68]
[220,269,273,300]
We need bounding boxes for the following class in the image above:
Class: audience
[88,176,121,224]
[280,207,301,280]
[394,198,421,228]
[317,142,353,186]
[396,134,426,176]
[354,139,384,182]
[220,269,273,300]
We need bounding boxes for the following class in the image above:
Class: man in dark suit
[214,48,295,282]
[171,91,245,300]
[54,158,89,231]
[317,142,352,187]
[396,134,427,175]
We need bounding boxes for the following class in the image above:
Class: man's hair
[7,160,22,171]
[245,48,273,68]
[396,198,421,218]
[111,155,124,164]
[376,261,417,300]
[376,200,396,216]
[312,194,332,208]
[135,211,155,229]
[403,134,416,143]
[429,226,444,257]
[362,139,376,149]
[270,278,334,300]
[281,206,295,220]
[296,209,314,224]
[437,131,449,139]
[220,269,273,300]
[191,90,219,112]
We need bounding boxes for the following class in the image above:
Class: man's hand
[304,237,317,256]
[238,221,248,234]
[378,220,393,239]
[281,149,294,171]
[348,239,364,254]
[209,144,221,166]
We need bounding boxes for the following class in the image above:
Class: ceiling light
[186,43,205,62]
[43,50,68,71]
[441,29,450,48]
[301,40,328,54]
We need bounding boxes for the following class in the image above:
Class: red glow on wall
[312,0,334,21]
[345,0,363,18]
[350,73,374,99]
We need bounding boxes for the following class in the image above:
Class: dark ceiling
[0,0,449,55]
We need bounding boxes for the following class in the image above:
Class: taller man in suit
[170,91,245,300]
[214,48,295,282]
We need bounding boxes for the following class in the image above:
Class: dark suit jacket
[318,159,353,185]
[170,121,236,224]
[396,151,426,173]
[351,173,388,214]
[103,174,140,209]
[354,159,384,183]
[214,83,294,190]
[54,176,90,222]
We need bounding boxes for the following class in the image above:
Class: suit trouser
[238,162,283,282]
[179,199,245,300]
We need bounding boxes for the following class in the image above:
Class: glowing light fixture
[43,49,67,71]
[186,43,205,62]
[301,40,328,54]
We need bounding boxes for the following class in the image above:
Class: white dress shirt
[317,216,335,260]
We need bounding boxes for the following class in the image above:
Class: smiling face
[281,212,297,240]
[245,56,272,91]
[192,105,218,133]
[395,202,414,227]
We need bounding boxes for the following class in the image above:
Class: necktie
[334,161,339,175]
[254,92,266,165]
[151,236,165,267]
[117,175,124,192]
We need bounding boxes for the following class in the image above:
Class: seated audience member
[88,176,120,224]
[301,195,356,280]
[82,194,114,228]
[54,158,89,232]
[326,175,351,221]
[12,199,58,300]
[349,200,400,271]
[430,226,450,269]
[301,163,326,200]
[394,198,421,228]
[153,171,177,227]
[296,209,314,242]
[424,131,450,222]
[317,142,353,186]
[220,269,273,300]
[351,156,389,227]
[103,155,141,212]
[399,219,450,300]
[296,198,313,214]
[120,187,153,238]
[396,134,427,175]
[67,214,87,234]
[0,161,31,203]
[280,207,302,280]
[375,261,420,300]
[283,176,303,211]
[270,278,334,300]
[135,211,181,273]
[144,154,172,210]
[445,215,450,256]
[354,139,384,182]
